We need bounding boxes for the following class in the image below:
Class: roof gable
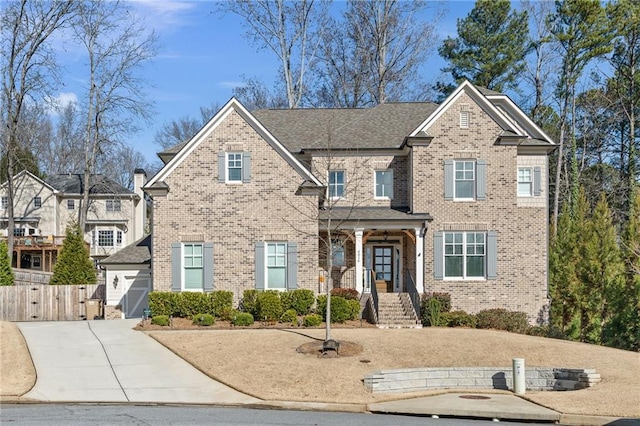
[146,98,322,188]
[45,174,133,196]
[485,94,555,145]
[1,170,57,193]
[409,80,523,137]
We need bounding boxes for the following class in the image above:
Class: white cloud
[129,0,197,30]
[45,92,78,115]
[217,81,244,89]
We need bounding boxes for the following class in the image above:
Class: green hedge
[316,295,359,323]
[303,314,322,327]
[241,289,259,316]
[280,308,298,325]
[192,313,215,326]
[441,310,477,328]
[148,291,233,318]
[287,289,315,315]
[151,315,170,326]
[476,308,529,333]
[256,290,283,322]
[232,312,254,326]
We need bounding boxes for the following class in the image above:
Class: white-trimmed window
[518,168,533,196]
[444,232,485,279]
[454,160,475,199]
[328,170,345,198]
[14,228,25,237]
[266,242,287,289]
[227,152,243,183]
[183,243,204,290]
[33,197,42,209]
[98,230,114,247]
[106,199,121,212]
[67,199,75,210]
[375,169,393,199]
[1,196,7,209]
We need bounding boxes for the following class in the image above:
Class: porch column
[354,228,364,294]
[415,227,425,293]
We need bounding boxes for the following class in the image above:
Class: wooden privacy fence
[14,269,53,285]
[0,284,105,322]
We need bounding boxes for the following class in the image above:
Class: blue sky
[54,1,478,166]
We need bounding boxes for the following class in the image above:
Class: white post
[355,228,364,294]
[415,227,424,293]
[512,358,525,395]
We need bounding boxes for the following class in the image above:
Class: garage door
[125,277,151,319]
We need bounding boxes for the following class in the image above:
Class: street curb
[559,414,639,426]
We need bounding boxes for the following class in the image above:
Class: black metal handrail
[370,269,379,322]
[405,269,420,321]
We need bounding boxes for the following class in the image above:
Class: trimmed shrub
[288,289,315,315]
[317,295,358,323]
[149,292,180,316]
[151,315,170,326]
[210,291,233,317]
[216,306,235,321]
[331,288,359,300]
[256,290,283,322]
[241,289,259,316]
[192,313,215,326]
[280,291,293,312]
[280,308,298,325]
[442,310,477,328]
[303,314,322,327]
[177,292,210,317]
[232,312,254,326]
[476,308,529,333]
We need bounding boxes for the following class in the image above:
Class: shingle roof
[254,103,438,151]
[45,174,133,196]
[100,235,151,265]
[320,207,433,223]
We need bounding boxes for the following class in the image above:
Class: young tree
[220,0,329,108]
[73,0,157,232]
[438,0,529,94]
[50,222,96,285]
[549,203,580,336]
[0,240,14,286]
[0,0,75,263]
[607,188,640,350]
[577,192,625,344]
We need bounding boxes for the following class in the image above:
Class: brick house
[0,170,147,271]
[145,80,554,324]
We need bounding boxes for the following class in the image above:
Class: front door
[373,246,393,293]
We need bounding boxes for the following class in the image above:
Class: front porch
[319,207,432,327]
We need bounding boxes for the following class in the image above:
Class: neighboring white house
[0,169,147,271]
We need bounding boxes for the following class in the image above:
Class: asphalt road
[1,404,551,425]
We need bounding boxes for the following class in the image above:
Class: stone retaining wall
[364,367,600,394]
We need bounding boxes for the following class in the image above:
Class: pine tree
[549,202,580,337]
[0,240,14,286]
[50,222,96,285]
[607,188,640,350]
[438,0,529,93]
[578,193,625,344]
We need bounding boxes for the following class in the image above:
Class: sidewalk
[14,320,631,425]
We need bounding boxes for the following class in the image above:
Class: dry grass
[1,319,638,418]
[148,327,640,417]
[0,322,36,397]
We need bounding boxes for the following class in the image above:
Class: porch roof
[319,207,432,229]
[100,235,151,265]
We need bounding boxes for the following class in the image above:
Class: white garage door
[125,277,151,319]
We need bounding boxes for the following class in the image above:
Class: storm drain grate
[459,395,491,400]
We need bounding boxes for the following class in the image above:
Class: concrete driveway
[17,320,260,405]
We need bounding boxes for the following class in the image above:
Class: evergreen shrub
[256,290,283,322]
[303,314,322,327]
[192,313,215,326]
[233,312,254,326]
[151,315,170,326]
[280,308,298,325]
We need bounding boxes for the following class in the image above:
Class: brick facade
[151,110,320,304]
[414,92,549,323]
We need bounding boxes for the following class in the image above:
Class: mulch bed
[134,316,376,332]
